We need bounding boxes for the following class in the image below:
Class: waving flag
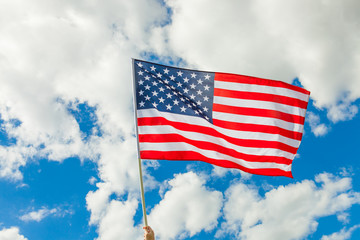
[133,59,310,177]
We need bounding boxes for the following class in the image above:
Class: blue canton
[134,60,215,123]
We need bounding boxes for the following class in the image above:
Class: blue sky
[1,1,360,240]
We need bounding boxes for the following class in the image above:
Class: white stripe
[138,108,210,126]
[213,111,304,133]
[140,142,292,172]
[139,125,296,159]
[138,109,302,143]
[215,81,309,102]
[214,96,307,117]
[139,117,300,149]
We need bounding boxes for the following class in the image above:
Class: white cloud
[96,199,142,240]
[307,112,329,136]
[0,0,167,181]
[149,172,223,240]
[219,173,360,240]
[0,227,28,240]
[321,224,360,240]
[327,102,358,123]
[19,207,71,222]
[154,0,360,119]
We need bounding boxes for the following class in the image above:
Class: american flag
[133,59,310,178]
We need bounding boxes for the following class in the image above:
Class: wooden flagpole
[131,58,148,226]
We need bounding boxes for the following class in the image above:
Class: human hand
[143,226,155,240]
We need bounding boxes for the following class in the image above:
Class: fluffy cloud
[19,207,58,222]
[219,173,360,240]
[96,199,142,240]
[321,224,360,240]
[0,227,28,240]
[307,112,329,137]
[0,0,167,181]
[154,0,360,119]
[149,172,223,240]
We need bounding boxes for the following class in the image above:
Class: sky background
[0,0,360,239]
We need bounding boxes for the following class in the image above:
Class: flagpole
[131,58,148,227]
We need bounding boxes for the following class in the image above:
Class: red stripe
[139,133,293,165]
[138,117,298,154]
[215,72,310,95]
[212,118,303,141]
[214,88,309,109]
[213,103,305,124]
[140,150,293,178]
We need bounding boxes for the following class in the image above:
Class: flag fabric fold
[133,59,310,178]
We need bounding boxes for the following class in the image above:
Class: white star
[137,62,143,67]
[152,81,158,86]
[145,76,150,81]
[139,90,144,96]
[166,104,172,110]
[145,95,150,101]
[138,70,144,76]
[152,102,158,108]
[177,82,183,87]
[139,101,145,107]
[190,83,196,89]
[138,80,144,85]
[164,79,169,84]
[170,75,176,80]
[180,106,186,112]
[204,85,210,91]
[166,93,172,98]
[197,100,202,106]
[183,88,189,94]
[187,103,192,108]
[150,66,156,71]
[152,90,158,96]
[203,107,208,112]
[145,85,151,90]
[173,99,179,105]
[183,77,189,83]
[157,73,162,78]
[170,85,175,90]
[177,71,183,76]
[197,79,203,84]
[173,91,178,96]
[194,110,199,115]
[180,97,185,102]
[203,96,209,101]
[191,73,197,78]
[205,116,209,120]
[204,74,210,80]
[190,94,196,99]
[164,68,169,74]
[197,90,203,95]
[159,97,165,103]
[159,87,165,92]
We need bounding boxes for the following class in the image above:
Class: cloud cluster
[19,207,58,222]
[321,224,360,240]
[219,173,360,240]
[149,172,223,240]
[0,0,167,181]
[0,227,28,240]
[154,0,360,118]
